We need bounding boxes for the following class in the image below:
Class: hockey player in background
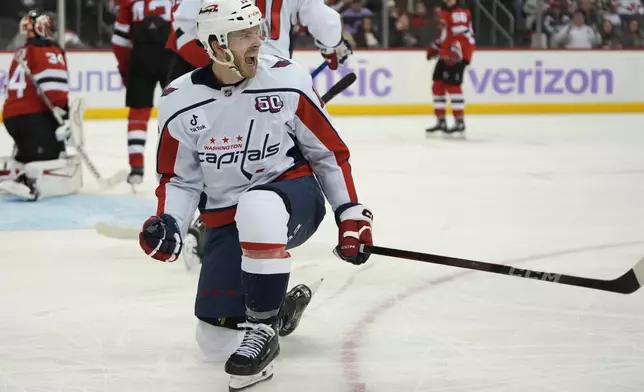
[0,10,81,201]
[167,0,352,268]
[426,0,475,135]
[111,0,173,186]
[137,0,373,389]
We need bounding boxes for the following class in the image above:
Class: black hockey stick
[361,245,644,294]
[322,72,357,103]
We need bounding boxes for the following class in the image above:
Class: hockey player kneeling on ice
[137,0,373,390]
[0,10,81,201]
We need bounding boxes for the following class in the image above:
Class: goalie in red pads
[0,10,82,201]
[426,0,475,135]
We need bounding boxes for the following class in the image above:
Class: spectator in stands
[552,9,601,47]
[342,0,373,37]
[394,12,419,46]
[409,1,432,46]
[576,0,601,28]
[598,2,622,26]
[354,16,380,48]
[543,2,571,47]
[622,18,644,47]
[613,0,644,17]
[598,17,622,47]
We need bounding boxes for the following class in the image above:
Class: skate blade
[308,278,324,296]
[229,363,274,392]
[442,132,466,140]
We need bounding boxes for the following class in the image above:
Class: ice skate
[425,118,447,135]
[444,119,466,138]
[127,166,143,190]
[277,279,323,337]
[225,322,279,392]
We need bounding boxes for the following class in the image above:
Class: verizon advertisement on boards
[0,50,642,116]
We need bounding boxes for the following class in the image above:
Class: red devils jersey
[111,0,174,73]
[165,0,209,68]
[2,39,68,120]
[438,6,475,63]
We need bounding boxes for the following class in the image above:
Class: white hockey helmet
[196,0,264,65]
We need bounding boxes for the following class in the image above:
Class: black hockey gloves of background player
[334,203,373,265]
[139,214,183,262]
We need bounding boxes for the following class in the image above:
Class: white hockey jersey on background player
[172,0,341,59]
[155,54,356,235]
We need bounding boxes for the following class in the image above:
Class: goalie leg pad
[0,157,20,182]
[26,156,83,198]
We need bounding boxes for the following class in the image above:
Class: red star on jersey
[223,137,229,143]
[236,135,243,142]
[209,137,216,144]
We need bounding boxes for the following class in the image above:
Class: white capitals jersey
[156,54,357,235]
[173,0,341,59]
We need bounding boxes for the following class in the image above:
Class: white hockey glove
[316,38,352,70]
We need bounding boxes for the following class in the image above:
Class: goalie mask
[20,10,55,40]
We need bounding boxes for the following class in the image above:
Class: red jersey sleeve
[29,45,69,109]
[111,0,133,74]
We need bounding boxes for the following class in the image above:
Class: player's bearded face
[227,23,267,77]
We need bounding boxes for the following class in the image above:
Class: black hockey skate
[444,119,466,137]
[225,322,280,392]
[182,216,205,271]
[127,166,144,186]
[277,279,322,337]
[425,118,447,134]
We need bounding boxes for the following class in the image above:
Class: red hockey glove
[316,38,352,70]
[426,41,440,60]
[439,41,463,65]
[139,214,183,262]
[333,203,373,265]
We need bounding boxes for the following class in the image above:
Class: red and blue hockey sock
[240,242,290,325]
[432,80,447,120]
[445,84,465,121]
[127,107,152,169]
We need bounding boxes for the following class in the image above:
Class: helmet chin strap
[212,48,243,78]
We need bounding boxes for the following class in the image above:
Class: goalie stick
[361,245,644,294]
[15,55,128,190]
[94,71,358,240]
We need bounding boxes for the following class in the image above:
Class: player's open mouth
[245,56,257,69]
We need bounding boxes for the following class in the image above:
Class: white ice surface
[1,114,644,392]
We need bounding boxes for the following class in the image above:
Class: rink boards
[0,49,643,117]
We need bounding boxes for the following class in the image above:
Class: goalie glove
[139,214,183,262]
[54,121,72,144]
[316,38,352,70]
[333,203,373,265]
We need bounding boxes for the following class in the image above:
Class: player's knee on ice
[196,320,245,362]
[235,189,290,253]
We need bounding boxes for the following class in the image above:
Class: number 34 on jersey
[2,41,70,119]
